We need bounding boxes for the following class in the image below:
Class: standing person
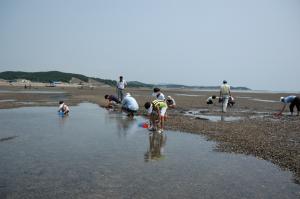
[121,93,139,118]
[152,88,165,101]
[275,96,300,116]
[116,76,127,101]
[219,80,231,112]
[58,101,70,115]
[144,100,168,133]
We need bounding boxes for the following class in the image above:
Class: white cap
[280,97,284,102]
[126,93,131,97]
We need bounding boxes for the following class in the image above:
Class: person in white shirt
[116,76,127,101]
[206,95,218,105]
[152,87,165,101]
[121,93,139,118]
[166,96,176,108]
[58,101,70,115]
[219,80,231,112]
[275,96,300,116]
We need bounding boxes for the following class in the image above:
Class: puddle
[186,113,243,122]
[251,98,279,103]
[0,99,16,102]
[185,110,243,122]
[0,103,299,198]
[175,93,203,97]
[236,96,253,99]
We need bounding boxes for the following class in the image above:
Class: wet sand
[0,85,299,182]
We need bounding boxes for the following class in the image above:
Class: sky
[0,0,299,91]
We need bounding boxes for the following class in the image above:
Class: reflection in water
[105,109,139,138]
[0,103,300,198]
[58,114,69,128]
[145,132,167,162]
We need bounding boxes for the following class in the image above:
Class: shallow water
[0,103,299,199]
[185,110,243,122]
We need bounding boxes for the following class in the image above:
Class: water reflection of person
[105,110,137,138]
[144,132,167,162]
[58,113,68,128]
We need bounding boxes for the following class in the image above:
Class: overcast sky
[0,0,299,91]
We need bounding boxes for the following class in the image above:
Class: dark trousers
[290,97,300,113]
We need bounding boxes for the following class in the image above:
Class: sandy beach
[1,84,299,182]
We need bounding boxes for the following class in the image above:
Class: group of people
[58,77,300,129]
[105,77,176,133]
[206,80,235,112]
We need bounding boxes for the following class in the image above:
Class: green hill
[0,71,154,88]
[0,71,89,83]
[0,71,251,90]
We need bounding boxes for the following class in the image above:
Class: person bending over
[58,101,70,115]
[275,96,300,116]
[144,100,168,133]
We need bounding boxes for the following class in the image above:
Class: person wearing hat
[219,80,231,112]
[275,96,300,116]
[152,87,165,101]
[116,76,127,101]
[121,93,139,118]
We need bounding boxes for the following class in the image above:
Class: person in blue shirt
[121,93,139,118]
[275,96,300,116]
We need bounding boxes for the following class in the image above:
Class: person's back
[219,80,231,112]
[108,95,120,104]
[122,95,139,111]
[220,84,230,96]
[152,88,165,101]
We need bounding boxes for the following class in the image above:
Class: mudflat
[0,85,299,182]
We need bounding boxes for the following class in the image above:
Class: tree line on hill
[0,71,250,90]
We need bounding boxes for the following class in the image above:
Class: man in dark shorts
[275,95,300,116]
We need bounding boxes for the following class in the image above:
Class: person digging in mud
[144,100,168,133]
[104,94,121,108]
[275,96,300,116]
[121,93,139,118]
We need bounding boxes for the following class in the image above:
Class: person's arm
[58,104,63,112]
[276,104,286,116]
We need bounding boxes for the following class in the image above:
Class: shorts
[150,107,167,117]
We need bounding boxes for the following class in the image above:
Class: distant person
[206,95,218,105]
[121,93,139,118]
[58,101,70,115]
[144,100,168,133]
[275,96,300,116]
[219,80,231,112]
[166,96,176,108]
[116,76,127,101]
[104,94,121,108]
[228,96,235,107]
[152,87,165,101]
